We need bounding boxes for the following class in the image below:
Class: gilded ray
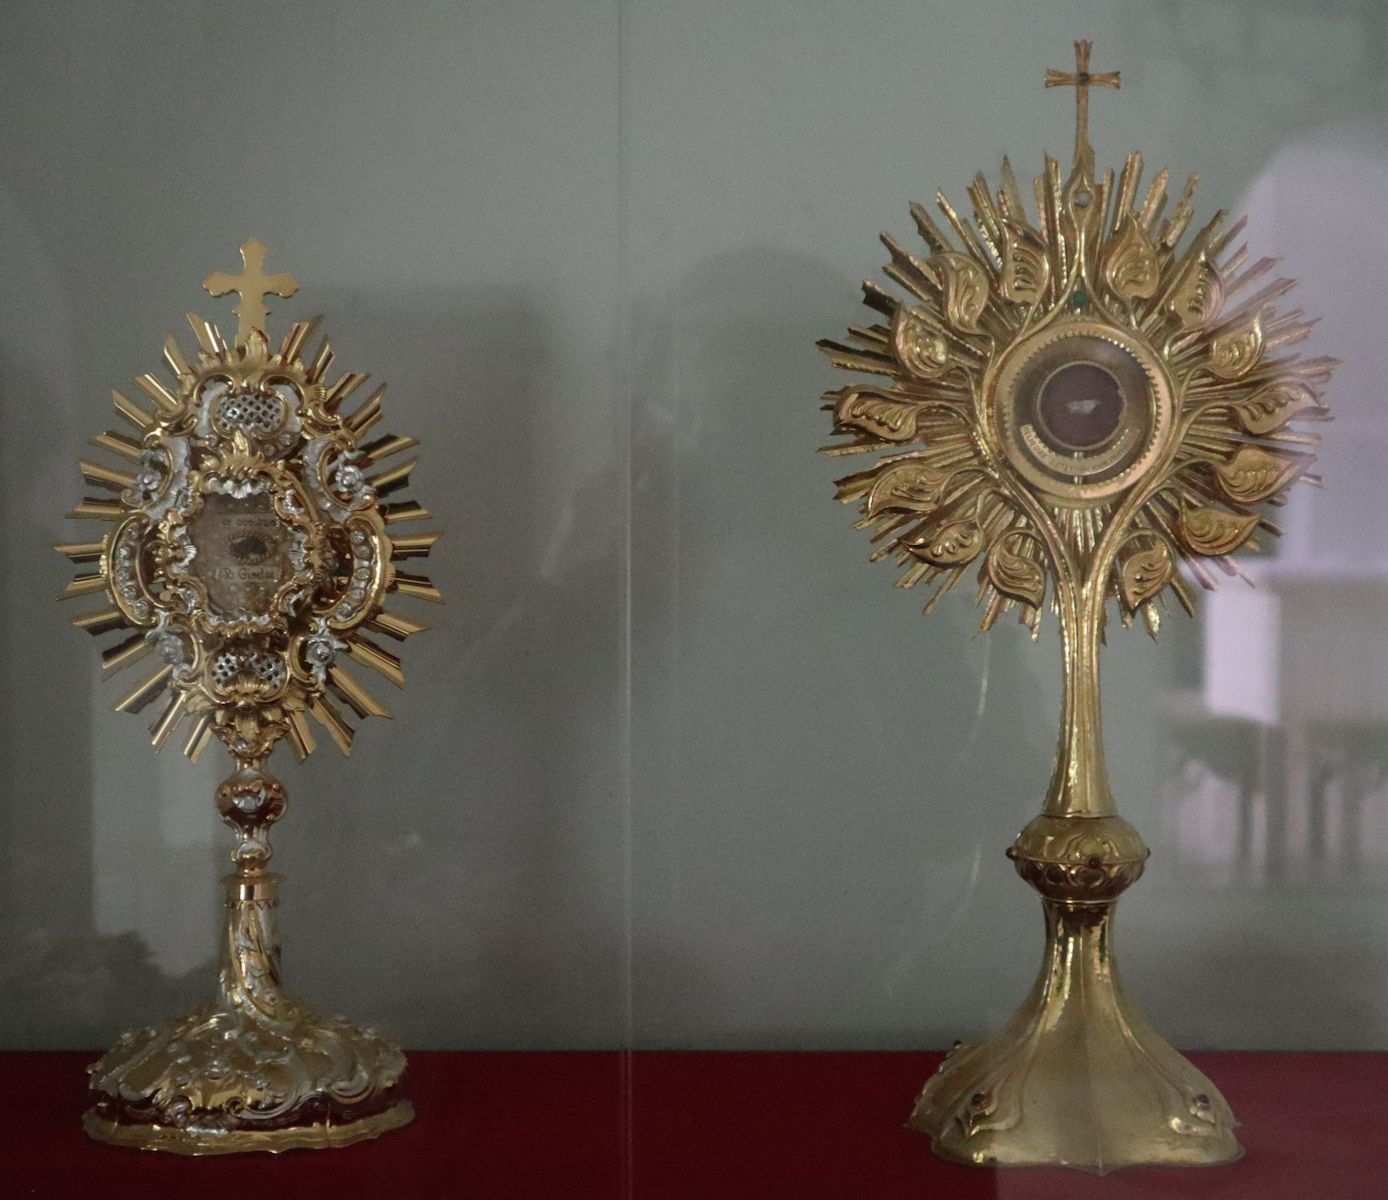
[389,531,440,559]
[307,695,354,756]
[56,541,105,564]
[101,633,153,678]
[361,434,419,463]
[328,665,394,720]
[112,389,154,431]
[72,608,128,636]
[346,638,405,688]
[367,610,430,640]
[115,665,172,713]
[90,432,144,462]
[393,572,443,602]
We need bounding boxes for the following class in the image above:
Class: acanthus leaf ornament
[860,457,982,519]
[1176,501,1261,557]
[999,219,1051,307]
[893,305,953,378]
[1118,535,1174,612]
[1169,257,1225,330]
[831,387,923,442]
[818,39,1334,1173]
[1214,444,1313,504]
[1208,311,1265,379]
[1230,379,1324,435]
[904,516,984,568]
[931,250,989,333]
[60,240,442,1154]
[1101,215,1160,303]
[984,531,1046,610]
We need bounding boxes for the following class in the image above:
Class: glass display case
[2,0,1386,1193]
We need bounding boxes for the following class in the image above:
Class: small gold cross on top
[1045,40,1120,178]
[203,238,299,344]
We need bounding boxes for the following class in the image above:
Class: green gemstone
[1073,291,1089,308]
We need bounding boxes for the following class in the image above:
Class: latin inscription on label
[189,492,293,617]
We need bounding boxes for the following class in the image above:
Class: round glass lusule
[1036,362,1125,451]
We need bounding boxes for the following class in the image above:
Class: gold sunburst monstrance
[59,240,441,1154]
[820,42,1334,1172]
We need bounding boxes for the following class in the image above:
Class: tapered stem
[1046,579,1114,817]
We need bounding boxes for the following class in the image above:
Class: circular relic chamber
[1036,362,1125,450]
[990,321,1174,503]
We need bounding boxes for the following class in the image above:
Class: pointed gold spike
[183,711,214,761]
[328,664,394,720]
[324,372,369,412]
[187,312,227,355]
[115,664,173,713]
[112,388,154,431]
[307,338,335,383]
[101,633,153,679]
[60,573,109,600]
[346,637,406,688]
[307,695,354,756]
[369,459,416,497]
[150,692,189,751]
[361,434,420,464]
[72,608,128,636]
[344,386,385,437]
[394,572,444,603]
[68,499,124,520]
[90,431,144,462]
[366,610,431,641]
[55,540,105,563]
[134,373,182,415]
[163,333,192,380]
[280,315,322,365]
[390,530,440,559]
[286,709,317,760]
[382,500,431,525]
[80,459,137,492]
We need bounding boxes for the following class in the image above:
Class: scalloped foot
[84,996,411,1155]
[909,899,1241,1173]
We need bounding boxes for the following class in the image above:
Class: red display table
[1,1050,1382,1198]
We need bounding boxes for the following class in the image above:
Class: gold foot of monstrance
[818,41,1334,1172]
[59,240,442,1153]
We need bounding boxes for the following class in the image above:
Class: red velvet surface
[1,1050,1383,1198]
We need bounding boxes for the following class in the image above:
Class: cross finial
[1044,40,1120,178]
[202,238,299,344]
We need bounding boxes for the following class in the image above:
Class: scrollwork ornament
[60,240,442,1153]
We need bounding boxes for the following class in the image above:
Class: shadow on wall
[271,285,633,1050]
[627,244,1054,1049]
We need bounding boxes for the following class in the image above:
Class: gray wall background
[2,0,1387,1052]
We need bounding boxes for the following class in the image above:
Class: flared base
[84,986,412,1155]
[909,898,1240,1173]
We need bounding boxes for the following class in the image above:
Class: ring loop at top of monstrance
[57,239,442,1154]
[818,42,1335,1172]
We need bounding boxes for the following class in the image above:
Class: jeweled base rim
[82,1099,414,1155]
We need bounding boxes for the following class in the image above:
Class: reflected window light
[1172,123,1388,884]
